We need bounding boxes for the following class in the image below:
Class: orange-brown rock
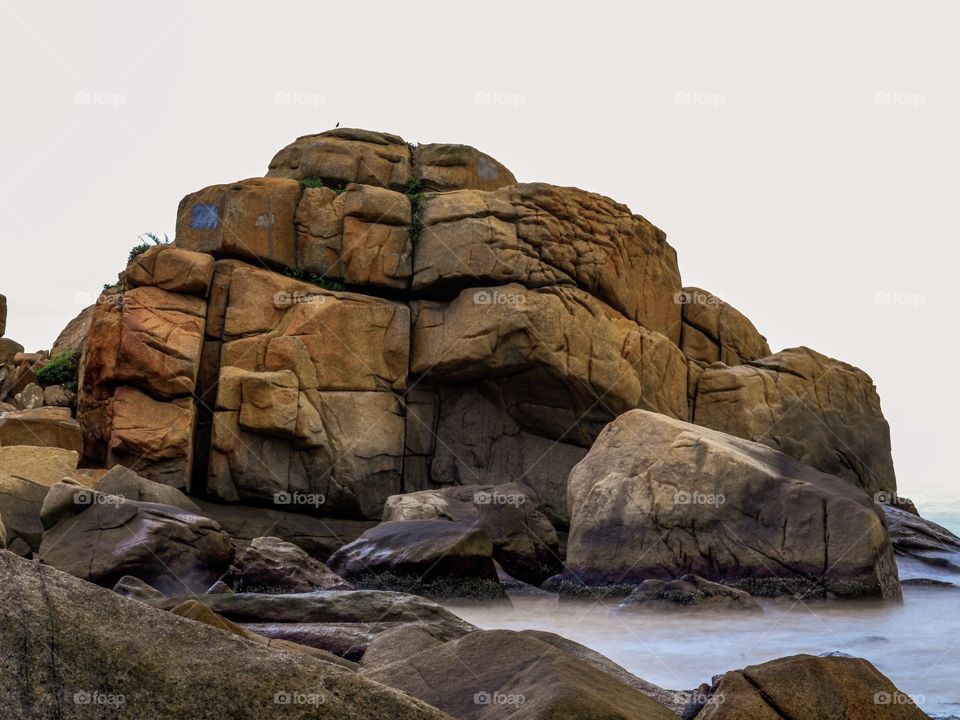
[125,245,215,297]
[413,183,682,343]
[693,347,896,495]
[411,143,517,192]
[176,177,302,269]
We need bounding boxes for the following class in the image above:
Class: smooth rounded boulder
[566,410,901,600]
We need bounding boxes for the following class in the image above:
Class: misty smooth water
[448,502,960,719]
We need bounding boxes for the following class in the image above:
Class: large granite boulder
[51,304,95,357]
[0,473,48,553]
[414,183,682,342]
[679,288,770,367]
[693,654,927,719]
[693,347,895,495]
[566,410,901,600]
[38,480,234,594]
[382,483,562,585]
[203,263,409,518]
[363,629,677,720]
[93,464,201,513]
[412,142,517,191]
[327,520,505,599]
[0,551,450,720]
[0,446,78,486]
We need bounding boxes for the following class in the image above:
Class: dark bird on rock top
[335,121,340,127]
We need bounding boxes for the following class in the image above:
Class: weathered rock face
[0,473,48,553]
[382,483,562,585]
[94,464,201,513]
[327,520,505,599]
[51,304,95,357]
[411,284,688,446]
[414,183,682,342]
[0,551,450,720]
[694,654,927,719]
[693,347,896,495]
[226,536,354,593]
[566,410,901,600]
[39,481,234,594]
[0,446,78,486]
[679,288,770,368]
[77,268,210,489]
[364,629,677,720]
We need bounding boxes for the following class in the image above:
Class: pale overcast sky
[1,1,957,500]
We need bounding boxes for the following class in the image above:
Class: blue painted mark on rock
[191,204,219,229]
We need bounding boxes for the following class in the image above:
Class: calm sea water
[449,498,960,719]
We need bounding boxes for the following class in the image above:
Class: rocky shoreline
[0,127,952,718]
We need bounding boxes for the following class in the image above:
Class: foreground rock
[364,629,677,720]
[566,410,901,599]
[93,464,201,513]
[226,536,354,593]
[382,483,562,585]
[327,520,505,599]
[693,347,896,496]
[38,480,234,594]
[0,445,78,486]
[615,574,762,613]
[692,654,927,719]
[0,472,48,554]
[0,551,450,719]
[159,588,476,661]
[883,504,960,584]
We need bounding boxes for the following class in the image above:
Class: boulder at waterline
[883,504,960,584]
[112,574,166,603]
[382,482,562,585]
[692,654,928,719]
[38,480,234,594]
[364,628,677,720]
[566,410,901,599]
[0,551,451,720]
[327,520,506,600]
[614,574,762,613]
[225,535,354,593]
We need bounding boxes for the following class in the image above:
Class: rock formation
[565,410,900,599]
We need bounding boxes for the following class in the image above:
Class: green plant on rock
[36,349,81,391]
[128,232,170,265]
[299,177,325,189]
[283,266,346,292]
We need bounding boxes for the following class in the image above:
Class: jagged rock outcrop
[693,346,895,495]
[0,551,450,720]
[565,410,901,599]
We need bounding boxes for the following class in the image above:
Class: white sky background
[0,1,956,500]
